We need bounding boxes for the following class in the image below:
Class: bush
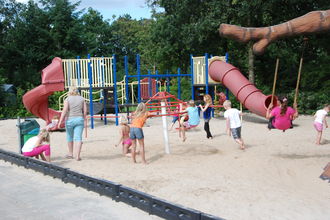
[288,91,330,115]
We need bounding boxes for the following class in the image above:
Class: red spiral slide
[209,58,277,117]
[23,57,65,124]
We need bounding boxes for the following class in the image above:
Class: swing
[267,57,302,132]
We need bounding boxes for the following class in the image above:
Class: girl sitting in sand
[115,115,133,156]
[22,128,51,162]
[130,103,150,164]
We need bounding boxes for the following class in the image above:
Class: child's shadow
[242,114,268,124]
[323,139,330,144]
[52,154,123,166]
[148,152,165,163]
[212,133,225,138]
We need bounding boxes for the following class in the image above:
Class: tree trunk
[248,43,255,83]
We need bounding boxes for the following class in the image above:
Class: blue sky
[16,0,153,20]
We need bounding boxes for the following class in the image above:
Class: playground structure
[24,53,228,128]
[23,51,282,129]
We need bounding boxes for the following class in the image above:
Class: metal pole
[161,101,170,154]
[137,54,141,103]
[102,57,107,125]
[124,56,129,104]
[177,68,181,100]
[166,70,170,92]
[17,117,22,153]
[103,89,107,125]
[113,54,119,126]
[148,70,152,98]
[87,54,94,129]
[205,53,209,94]
[225,52,229,100]
[156,70,159,93]
[77,56,81,87]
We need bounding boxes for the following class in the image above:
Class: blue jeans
[130,127,144,140]
[66,117,84,142]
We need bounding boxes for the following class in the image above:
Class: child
[199,94,213,139]
[130,103,150,164]
[21,128,51,162]
[179,100,200,142]
[46,115,59,131]
[169,105,180,131]
[223,100,245,150]
[266,96,298,131]
[313,104,329,145]
[115,115,132,156]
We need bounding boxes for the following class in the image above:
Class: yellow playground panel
[192,56,226,85]
[62,57,114,88]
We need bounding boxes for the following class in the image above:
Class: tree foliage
[0,0,329,117]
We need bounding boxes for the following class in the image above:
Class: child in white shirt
[46,115,59,131]
[223,100,245,150]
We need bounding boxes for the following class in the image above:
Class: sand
[1,114,330,220]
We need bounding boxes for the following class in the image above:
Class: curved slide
[23,57,65,124]
[209,57,277,118]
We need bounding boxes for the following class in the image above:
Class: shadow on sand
[274,153,330,159]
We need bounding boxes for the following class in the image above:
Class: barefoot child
[313,104,329,145]
[115,115,132,156]
[22,128,51,162]
[179,100,200,142]
[46,115,59,131]
[130,103,150,164]
[199,94,213,139]
[169,105,180,131]
[223,100,245,150]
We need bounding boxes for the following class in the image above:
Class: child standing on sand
[199,94,213,139]
[313,104,329,145]
[130,103,150,164]
[179,100,200,142]
[115,115,132,156]
[223,100,245,150]
[22,128,51,162]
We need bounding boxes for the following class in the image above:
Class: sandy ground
[1,113,330,220]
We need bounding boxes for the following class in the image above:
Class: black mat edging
[0,148,225,220]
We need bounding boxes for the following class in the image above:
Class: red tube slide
[23,57,65,124]
[208,57,277,118]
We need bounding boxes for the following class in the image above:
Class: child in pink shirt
[266,96,298,131]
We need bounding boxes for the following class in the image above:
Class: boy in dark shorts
[223,100,245,150]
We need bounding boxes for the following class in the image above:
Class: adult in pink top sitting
[266,96,298,131]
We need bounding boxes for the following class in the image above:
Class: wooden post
[271,58,280,105]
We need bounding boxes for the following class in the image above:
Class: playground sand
[1,114,330,220]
